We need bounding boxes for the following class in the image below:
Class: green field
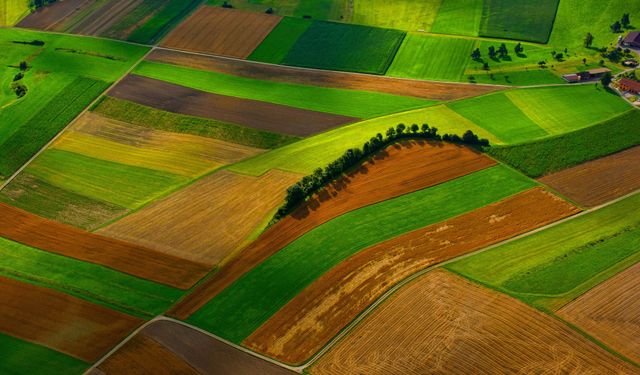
[127,0,202,44]
[488,110,640,177]
[0,236,183,317]
[1,0,29,26]
[248,17,312,64]
[350,0,441,31]
[447,193,640,311]
[0,28,148,179]
[134,61,435,118]
[187,165,536,342]
[430,0,483,36]
[281,21,405,75]
[93,97,298,149]
[388,34,475,81]
[480,0,560,43]
[0,333,87,375]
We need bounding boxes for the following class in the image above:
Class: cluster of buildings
[562,68,612,83]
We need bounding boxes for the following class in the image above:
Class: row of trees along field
[271,125,490,223]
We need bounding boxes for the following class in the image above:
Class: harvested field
[310,270,638,374]
[539,146,640,207]
[69,0,144,36]
[246,188,580,364]
[99,169,301,266]
[99,319,296,375]
[169,141,496,319]
[0,202,209,289]
[0,276,143,362]
[161,6,282,58]
[17,0,94,31]
[558,262,640,363]
[109,74,358,136]
[149,48,505,101]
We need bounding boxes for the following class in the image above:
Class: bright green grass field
[188,165,536,342]
[387,33,475,81]
[430,0,483,36]
[0,333,87,375]
[479,0,560,43]
[127,0,202,44]
[248,17,312,64]
[281,21,406,75]
[0,237,183,317]
[27,149,187,209]
[134,61,435,118]
[447,193,640,311]
[229,105,499,176]
[488,110,640,178]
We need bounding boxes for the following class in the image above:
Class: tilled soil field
[17,0,95,31]
[0,203,209,289]
[245,188,580,364]
[558,261,640,363]
[161,6,282,58]
[148,48,506,101]
[0,276,143,362]
[310,270,638,374]
[539,146,640,207]
[69,0,143,36]
[109,74,358,136]
[169,142,496,319]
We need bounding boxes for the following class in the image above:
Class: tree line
[271,125,490,223]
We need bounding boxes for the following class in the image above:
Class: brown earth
[17,0,95,30]
[169,141,496,319]
[0,276,143,362]
[245,187,581,364]
[539,146,640,207]
[310,270,638,374]
[0,202,209,290]
[99,169,301,266]
[109,74,358,136]
[97,334,199,375]
[69,0,143,36]
[149,48,506,101]
[161,6,282,58]
[558,261,640,363]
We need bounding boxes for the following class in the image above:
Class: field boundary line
[299,188,640,370]
[0,46,156,192]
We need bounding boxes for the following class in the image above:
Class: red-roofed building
[618,78,640,94]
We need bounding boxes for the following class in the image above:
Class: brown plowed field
[98,334,199,375]
[161,6,282,58]
[149,48,506,100]
[0,276,143,362]
[558,262,640,363]
[109,74,358,136]
[169,141,496,319]
[539,146,640,207]
[99,169,301,266]
[99,319,296,374]
[310,270,638,374]
[245,188,581,364]
[17,0,95,31]
[0,202,209,290]
[70,0,143,36]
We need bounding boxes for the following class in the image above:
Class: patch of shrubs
[271,125,489,223]
[12,40,45,46]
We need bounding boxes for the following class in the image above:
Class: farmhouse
[618,77,640,94]
[562,68,611,83]
[622,31,640,48]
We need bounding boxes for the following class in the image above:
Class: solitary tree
[583,57,587,64]
[471,48,481,60]
[19,61,28,71]
[611,21,622,33]
[538,60,547,68]
[584,32,594,48]
[483,62,490,70]
[601,72,613,87]
[622,13,631,28]
[498,43,509,58]
[514,42,524,54]
[488,46,496,59]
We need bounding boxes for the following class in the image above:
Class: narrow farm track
[169,141,496,319]
[148,48,507,100]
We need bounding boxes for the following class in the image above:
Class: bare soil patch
[539,146,640,207]
[0,276,143,362]
[161,6,282,58]
[109,74,358,136]
[558,262,640,363]
[0,203,209,289]
[99,169,301,266]
[245,188,580,364]
[70,0,143,36]
[149,48,506,101]
[169,142,496,319]
[310,270,638,374]
[17,0,95,30]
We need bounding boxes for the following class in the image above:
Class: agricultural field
[1,0,30,26]
[0,333,87,375]
[479,0,560,43]
[311,270,638,374]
